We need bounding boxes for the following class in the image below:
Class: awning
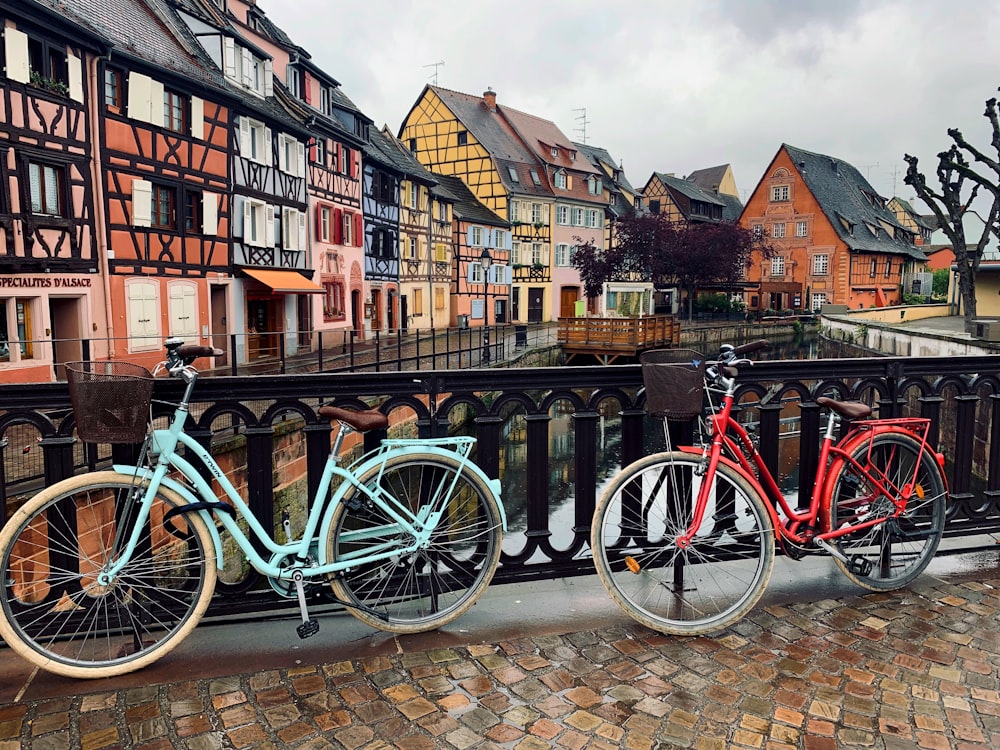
[242,268,324,294]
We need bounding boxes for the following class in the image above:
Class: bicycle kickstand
[291,570,320,639]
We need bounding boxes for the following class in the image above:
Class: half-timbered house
[363,129,404,336]
[0,1,106,382]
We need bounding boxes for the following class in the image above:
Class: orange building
[741,144,926,313]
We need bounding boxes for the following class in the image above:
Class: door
[370,289,382,332]
[49,298,82,380]
[248,298,279,359]
[511,287,520,322]
[351,289,362,338]
[297,295,311,349]
[560,287,579,318]
[210,284,229,367]
[527,287,544,323]
[400,295,408,332]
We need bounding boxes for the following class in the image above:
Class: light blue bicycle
[0,338,505,679]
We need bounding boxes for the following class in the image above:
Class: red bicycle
[591,340,949,635]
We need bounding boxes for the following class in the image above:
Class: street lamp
[480,247,492,364]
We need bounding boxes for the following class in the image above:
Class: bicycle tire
[0,471,216,679]
[327,452,503,633]
[591,451,775,635]
[823,432,946,590]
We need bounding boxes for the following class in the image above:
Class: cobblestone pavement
[1,567,999,750]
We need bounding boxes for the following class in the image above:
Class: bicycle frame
[679,380,941,550]
[99,398,503,586]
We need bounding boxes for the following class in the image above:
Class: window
[434,287,445,310]
[321,87,331,116]
[151,184,175,229]
[811,293,826,312]
[470,226,484,247]
[434,243,448,262]
[771,256,785,276]
[27,34,68,86]
[406,237,417,259]
[470,261,485,284]
[795,221,808,237]
[105,68,123,112]
[163,89,186,133]
[531,243,544,265]
[28,161,63,216]
[772,222,786,239]
[281,207,305,250]
[243,198,271,247]
[278,134,303,176]
[870,259,877,278]
[408,182,417,209]
[556,205,569,225]
[771,185,790,202]
[885,259,893,278]
[509,201,520,223]
[586,210,600,228]
[531,203,542,224]
[812,254,828,275]
[408,138,416,152]
[184,189,201,232]
[342,211,353,246]
[457,130,467,146]
[571,207,583,226]
[314,139,325,165]
[530,170,541,186]
[649,199,660,214]
[508,166,519,183]
[588,176,602,195]
[412,288,423,315]
[323,280,345,321]
[319,206,331,242]
[554,171,567,189]
[242,118,269,164]
[550,147,559,157]
[751,224,763,238]
[511,241,521,265]
[437,202,448,222]
[555,243,571,266]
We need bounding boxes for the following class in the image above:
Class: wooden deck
[556,315,680,364]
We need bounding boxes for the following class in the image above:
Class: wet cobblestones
[2,572,999,749]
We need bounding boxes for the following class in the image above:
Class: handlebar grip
[733,339,769,356]
[177,344,224,360]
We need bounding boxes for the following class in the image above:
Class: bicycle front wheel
[591,452,775,635]
[824,433,946,590]
[327,453,503,634]
[0,471,216,679]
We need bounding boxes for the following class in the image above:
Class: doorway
[527,287,544,323]
[559,287,579,318]
[210,284,229,367]
[247,298,280,359]
[49,297,83,380]
[351,289,362,338]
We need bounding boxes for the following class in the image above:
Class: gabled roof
[573,142,637,195]
[379,127,439,186]
[891,196,937,231]
[499,108,599,177]
[418,86,551,198]
[686,165,729,192]
[433,175,508,228]
[654,173,727,207]
[782,144,925,260]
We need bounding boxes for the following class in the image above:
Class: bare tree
[904,94,1000,324]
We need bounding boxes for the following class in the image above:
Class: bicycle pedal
[848,556,872,577]
[296,619,320,639]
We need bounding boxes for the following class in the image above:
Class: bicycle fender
[112,464,225,571]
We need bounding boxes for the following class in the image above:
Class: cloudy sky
[265,0,1000,205]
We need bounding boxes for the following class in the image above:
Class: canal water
[498,330,821,557]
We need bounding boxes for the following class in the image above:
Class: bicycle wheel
[327,453,503,634]
[824,432,946,590]
[591,451,775,635]
[0,471,216,679]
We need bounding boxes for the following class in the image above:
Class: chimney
[483,88,496,112]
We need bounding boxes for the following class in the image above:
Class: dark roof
[655,173,727,207]
[715,193,744,221]
[379,128,439,185]
[365,127,416,175]
[433,175,508,227]
[573,142,637,195]
[892,196,937,231]
[685,165,729,191]
[783,144,926,260]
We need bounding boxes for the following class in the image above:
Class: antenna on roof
[573,107,589,144]
[858,162,879,180]
[423,61,445,85]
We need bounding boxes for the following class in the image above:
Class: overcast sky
[265,0,1000,206]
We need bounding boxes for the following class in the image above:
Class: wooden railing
[557,315,680,363]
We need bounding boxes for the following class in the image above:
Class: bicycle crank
[813,537,872,576]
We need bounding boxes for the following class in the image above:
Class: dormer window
[223,38,271,98]
[588,176,602,195]
[508,166,519,183]
[550,146,558,157]
[530,170,541,186]
[554,170,567,189]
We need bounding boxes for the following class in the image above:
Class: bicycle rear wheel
[591,451,775,635]
[327,453,503,634]
[0,471,216,679]
[824,433,946,590]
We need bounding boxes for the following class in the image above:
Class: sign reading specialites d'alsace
[0,277,93,288]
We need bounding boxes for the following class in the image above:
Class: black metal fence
[2,353,1000,617]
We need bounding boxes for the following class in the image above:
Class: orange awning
[242,268,324,294]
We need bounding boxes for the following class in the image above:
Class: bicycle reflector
[625,556,641,574]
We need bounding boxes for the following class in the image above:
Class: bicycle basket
[66,361,155,444]
[640,348,707,420]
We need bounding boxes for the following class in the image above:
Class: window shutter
[315,205,324,240]
[281,207,291,249]
[242,198,252,242]
[127,71,152,123]
[263,59,273,97]
[263,127,272,166]
[223,37,237,79]
[202,192,218,235]
[333,208,343,244]
[333,142,342,172]
[67,52,84,103]
[354,213,362,247]
[466,227,474,247]
[302,71,312,104]
[241,47,252,88]
[278,135,287,172]
[239,117,250,157]
[4,28,29,84]
[296,141,305,177]
[298,211,306,250]
[190,96,204,139]
[132,179,152,227]
[348,149,356,178]
[148,78,165,126]
[264,203,275,246]
[308,141,317,164]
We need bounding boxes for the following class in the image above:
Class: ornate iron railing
[2,354,999,616]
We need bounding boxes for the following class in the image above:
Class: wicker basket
[640,349,707,420]
[66,361,155,444]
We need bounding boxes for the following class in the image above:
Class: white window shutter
[264,203,275,245]
[239,117,250,156]
[223,37,237,80]
[281,207,290,249]
[263,127,272,166]
[297,210,306,251]
[296,141,304,177]
[202,192,218,235]
[148,78,165,126]
[132,179,152,227]
[190,96,204,139]
[127,71,152,123]
[278,135,287,173]
[4,28,29,84]
[241,47,252,88]
[466,227,474,247]
[242,198,252,241]
[263,59,273,97]
[67,52,84,103]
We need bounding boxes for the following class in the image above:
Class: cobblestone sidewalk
[2,572,999,750]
